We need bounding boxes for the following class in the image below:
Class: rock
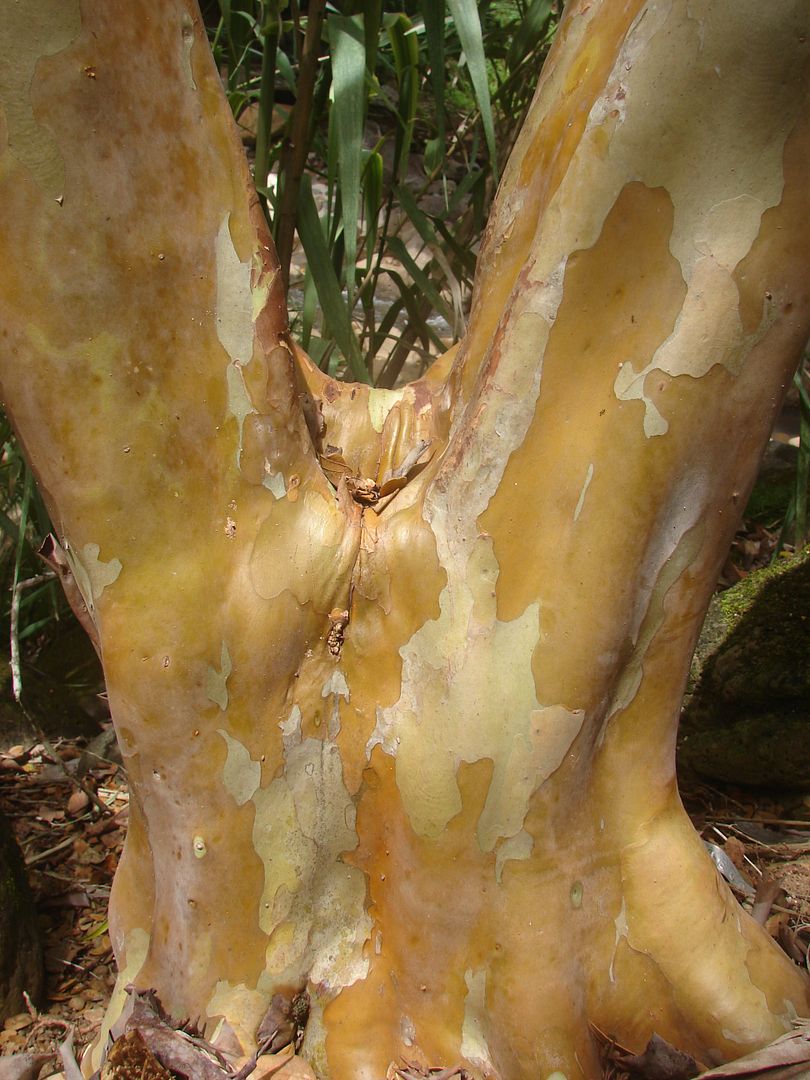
[0,810,44,1021]
[679,547,810,787]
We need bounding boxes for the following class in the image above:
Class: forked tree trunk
[1,2,809,1077]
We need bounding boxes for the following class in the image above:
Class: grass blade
[329,14,367,299]
[447,0,498,179]
[418,0,446,164]
[297,176,371,384]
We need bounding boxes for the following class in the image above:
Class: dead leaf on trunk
[386,1063,471,1080]
[123,990,229,1080]
[255,991,310,1055]
[611,1033,702,1079]
[100,1029,172,1079]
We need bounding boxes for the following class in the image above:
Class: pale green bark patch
[219,730,260,806]
[574,463,594,521]
[598,0,804,432]
[216,215,256,466]
[226,361,255,466]
[367,388,404,433]
[321,669,350,700]
[91,926,150,1071]
[262,470,287,499]
[279,705,302,753]
[215,215,254,363]
[603,521,705,727]
[206,642,232,711]
[64,540,122,619]
[180,13,197,91]
[250,255,276,321]
[372,589,583,850]
[494,829,533,884]
[251,736,370,990]
[461,968,493,1072]
[0,0,80,199]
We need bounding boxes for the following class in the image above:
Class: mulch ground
[0,732,126,1071]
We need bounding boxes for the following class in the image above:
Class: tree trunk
[1,2,809,1077]
[0,809,44,1021]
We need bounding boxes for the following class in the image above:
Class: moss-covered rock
[0,809,43,1020]
[679,547,810,787]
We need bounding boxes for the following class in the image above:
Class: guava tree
[1,1,809,1078]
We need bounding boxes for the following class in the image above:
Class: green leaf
[296,177,371,384]
[446,0,498,178]
[384,13,420,182]
[363,0,383,78]
[363,149,384,265]
[506,0,554,71]
[328,14,367,300]
[418,0,446,163]
[385,237,453,326]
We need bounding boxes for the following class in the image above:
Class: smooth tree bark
[1,2,809,1077]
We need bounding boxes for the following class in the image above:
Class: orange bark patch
[327,755,496,1077]
[480,182,686,708]
[734,103,810,343]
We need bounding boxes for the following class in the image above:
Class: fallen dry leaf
[66,791,90,817]
[612,1032,701,1079]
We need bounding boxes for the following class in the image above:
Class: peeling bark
[0,2,809,1078]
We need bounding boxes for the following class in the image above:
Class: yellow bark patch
[206,980,269,1057]
[250,490,345,607]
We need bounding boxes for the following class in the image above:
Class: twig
[10,572,55,701]
[13,698,112,818]
[11,566,111,816]
[25,834,76,865]
[230,1032,291,1080]
[274,0,328,288]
